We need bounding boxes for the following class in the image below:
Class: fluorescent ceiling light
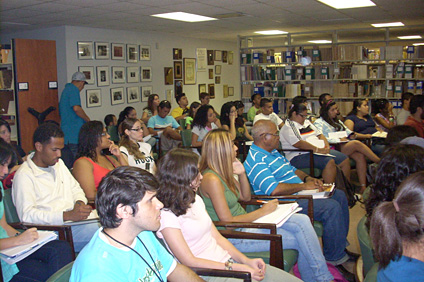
[151,12,217,22]
[371,22,404,28]
[255,30,288,35]
[317,0,375,9]
[413,43,424,46]
[398,35,422,39]
[308,40,332,44]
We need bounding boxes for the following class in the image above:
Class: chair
[357,216,376,277]
[46,261,74,282]
[363,263,378,282]
[178,119,186,130]
[3,189,76,259]
[106,125,119,143]
[181,129,192,148]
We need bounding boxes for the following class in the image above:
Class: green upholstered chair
[357,216,376,277]
[106,125,120,143]
[181,129,192,148]
[363,263,378,282]
[46,262,74,282]
[179,119,186,130]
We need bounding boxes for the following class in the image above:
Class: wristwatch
[225,258,234,270]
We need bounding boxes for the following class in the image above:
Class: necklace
[102,229,164,282]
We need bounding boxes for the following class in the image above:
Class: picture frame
[127,44,138,63]
[127,67,139,83]
[95,42,109,59]
[127,86,140,104]
[174,61,183,79]
[228,51,234,65]
[112,66,125,84]
[164,67,173,85]
[183,58,196,85]
[214,50,222,61]
[207,50,214,65]
[223,84,229,98]
[142,86,153,102]
[198,83,206,98]
[140,45,151,61]
[111,43,125,60]
[86,89,101,107]
[174,80,183,96]
[215,65,221,75]
[110,87,125,105]
[215,76,221,84]
[78,66,95,85]
[222,51,228,63]
[208,69,214,79]
[77,41,93,60]
[229,86,234,96]
[208,83,215,99]
[173,48,182,60]
[166,89,173,102]
[141,67,152,82]
[96,66,110,86]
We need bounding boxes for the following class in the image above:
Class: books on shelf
[297,183,335,199]
[253,202,301,228]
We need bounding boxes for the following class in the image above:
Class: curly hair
[155,148,199,216]
[319,100,343,131]
[365,144,424,227]
[119,118,145,160]
[192,105,215,129]
[220,101,235,127]
[76,121,104,161]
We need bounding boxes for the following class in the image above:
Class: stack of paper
[253,203,301,228]
[297,183,335,199]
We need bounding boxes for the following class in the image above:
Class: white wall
[3,25,241,123]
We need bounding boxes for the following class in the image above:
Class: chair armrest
[191,267,251,282]
[214,221,277,234]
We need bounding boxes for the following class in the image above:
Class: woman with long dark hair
[314,100,380,191]
[372,98,396,132]
[156,148,301,282]
[141,94,160,124]
[370,171,424,281]
[185,101,201,130]
[221,101,252,141]
[72,121,128,200]
[191,105,219,147]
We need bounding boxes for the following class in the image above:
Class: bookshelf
[239,26,424,116]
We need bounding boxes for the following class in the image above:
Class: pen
[256,200,268,204]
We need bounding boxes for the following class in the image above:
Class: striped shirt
[244,143,302,195]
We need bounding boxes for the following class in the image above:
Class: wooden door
[13,38,60,153]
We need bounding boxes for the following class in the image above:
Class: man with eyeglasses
[244,119,355,281]
[252,98,284,129]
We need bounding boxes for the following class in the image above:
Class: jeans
[229,214,334,282]
[296,189,349,265]
[11,240,73,282]
[290,150,348,171]
[71,222,100,252]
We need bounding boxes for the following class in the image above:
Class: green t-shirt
[247,106,260,122]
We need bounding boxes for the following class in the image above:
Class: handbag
[335,165,357,208]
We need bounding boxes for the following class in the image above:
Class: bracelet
[303,176,309,182]
[225,258,234,270]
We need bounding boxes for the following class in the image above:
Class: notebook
[253,203,301,227]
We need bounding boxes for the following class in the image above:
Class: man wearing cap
[59,72,90,166]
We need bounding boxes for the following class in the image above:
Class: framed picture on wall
[198,84,206,98]
[96,66,110,86]
[127,44,138,63]
[215,65,221,75]
[223,84,228,98]
[229,86,234,96]
[142,86,153,102]
[228,51,234,65]
[112,67,125,83]
[86,89,101,107]
[215,76,221,84]
[111,43,125,60]
[164,67,173,85]
[207,50,214,65]
[95,42,109,59]
[208,69,213,79]
[183,58,196,85]
[127,86,140,103]
[214,50,222,61]
[174,80,183,96]
[78,66,95,84]
[208,83,215,99]
[140,45,151,61]
[141,67,152,82]
[173,48,182,60]
[174,61,182,79]
[111,87,125,105]
[77,42,93,60]
[222,51,228,63]
[127,67,139,83]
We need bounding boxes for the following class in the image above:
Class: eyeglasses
[298,113,308,118]
[260,132,279,138]
[129,127,142,132]
[101,132,107,137]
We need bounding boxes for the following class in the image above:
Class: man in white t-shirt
[253,98,284,129]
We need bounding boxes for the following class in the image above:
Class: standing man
[404,94,424,137]
[59,72,90,167]
[70,166,203,282]
[171,93,189,121]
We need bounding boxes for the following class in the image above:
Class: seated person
[244,120,353,275]
[373,99,396,132]
[156,148,302,282]
[318,93,344,121]
[141,94,160,124]
[219,102,237,140]
[148,100,182,151]
[234,100,253,141]
[12,123,99,252]
[396,92,414,125]
[314,100,380,192]
[117,106,153,147]
[253,98,284,129]
[234,100,248,123]
[73,121,128,201]
[171,93,189,121]
[104,114,119,143]
[199,92,210,106]
[384,125,418,146]
[0,139,73,282]
[280,103,350,184]
[119,118,155,174]
[247,93,262,122]
[191,105,219,148]
[292,96,315,122]
[370,171,424,282]
[104,114,117,127]
[404,94,424,138]
[70,166,202,282]
[185,101,200,130]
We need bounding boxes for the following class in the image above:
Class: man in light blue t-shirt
[70,167,202,282]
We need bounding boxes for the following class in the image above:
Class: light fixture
[413,43,424,46]
[398,35,422,40]
[308,40,332,44]
[254,30,288,35]
[371,22,404,28]
[151,12,217,22]
[317,0,375,9]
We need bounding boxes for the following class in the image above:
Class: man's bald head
[252,120,277,142]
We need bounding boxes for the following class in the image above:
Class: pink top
[157,195,230,263]
[78,156,116,190]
